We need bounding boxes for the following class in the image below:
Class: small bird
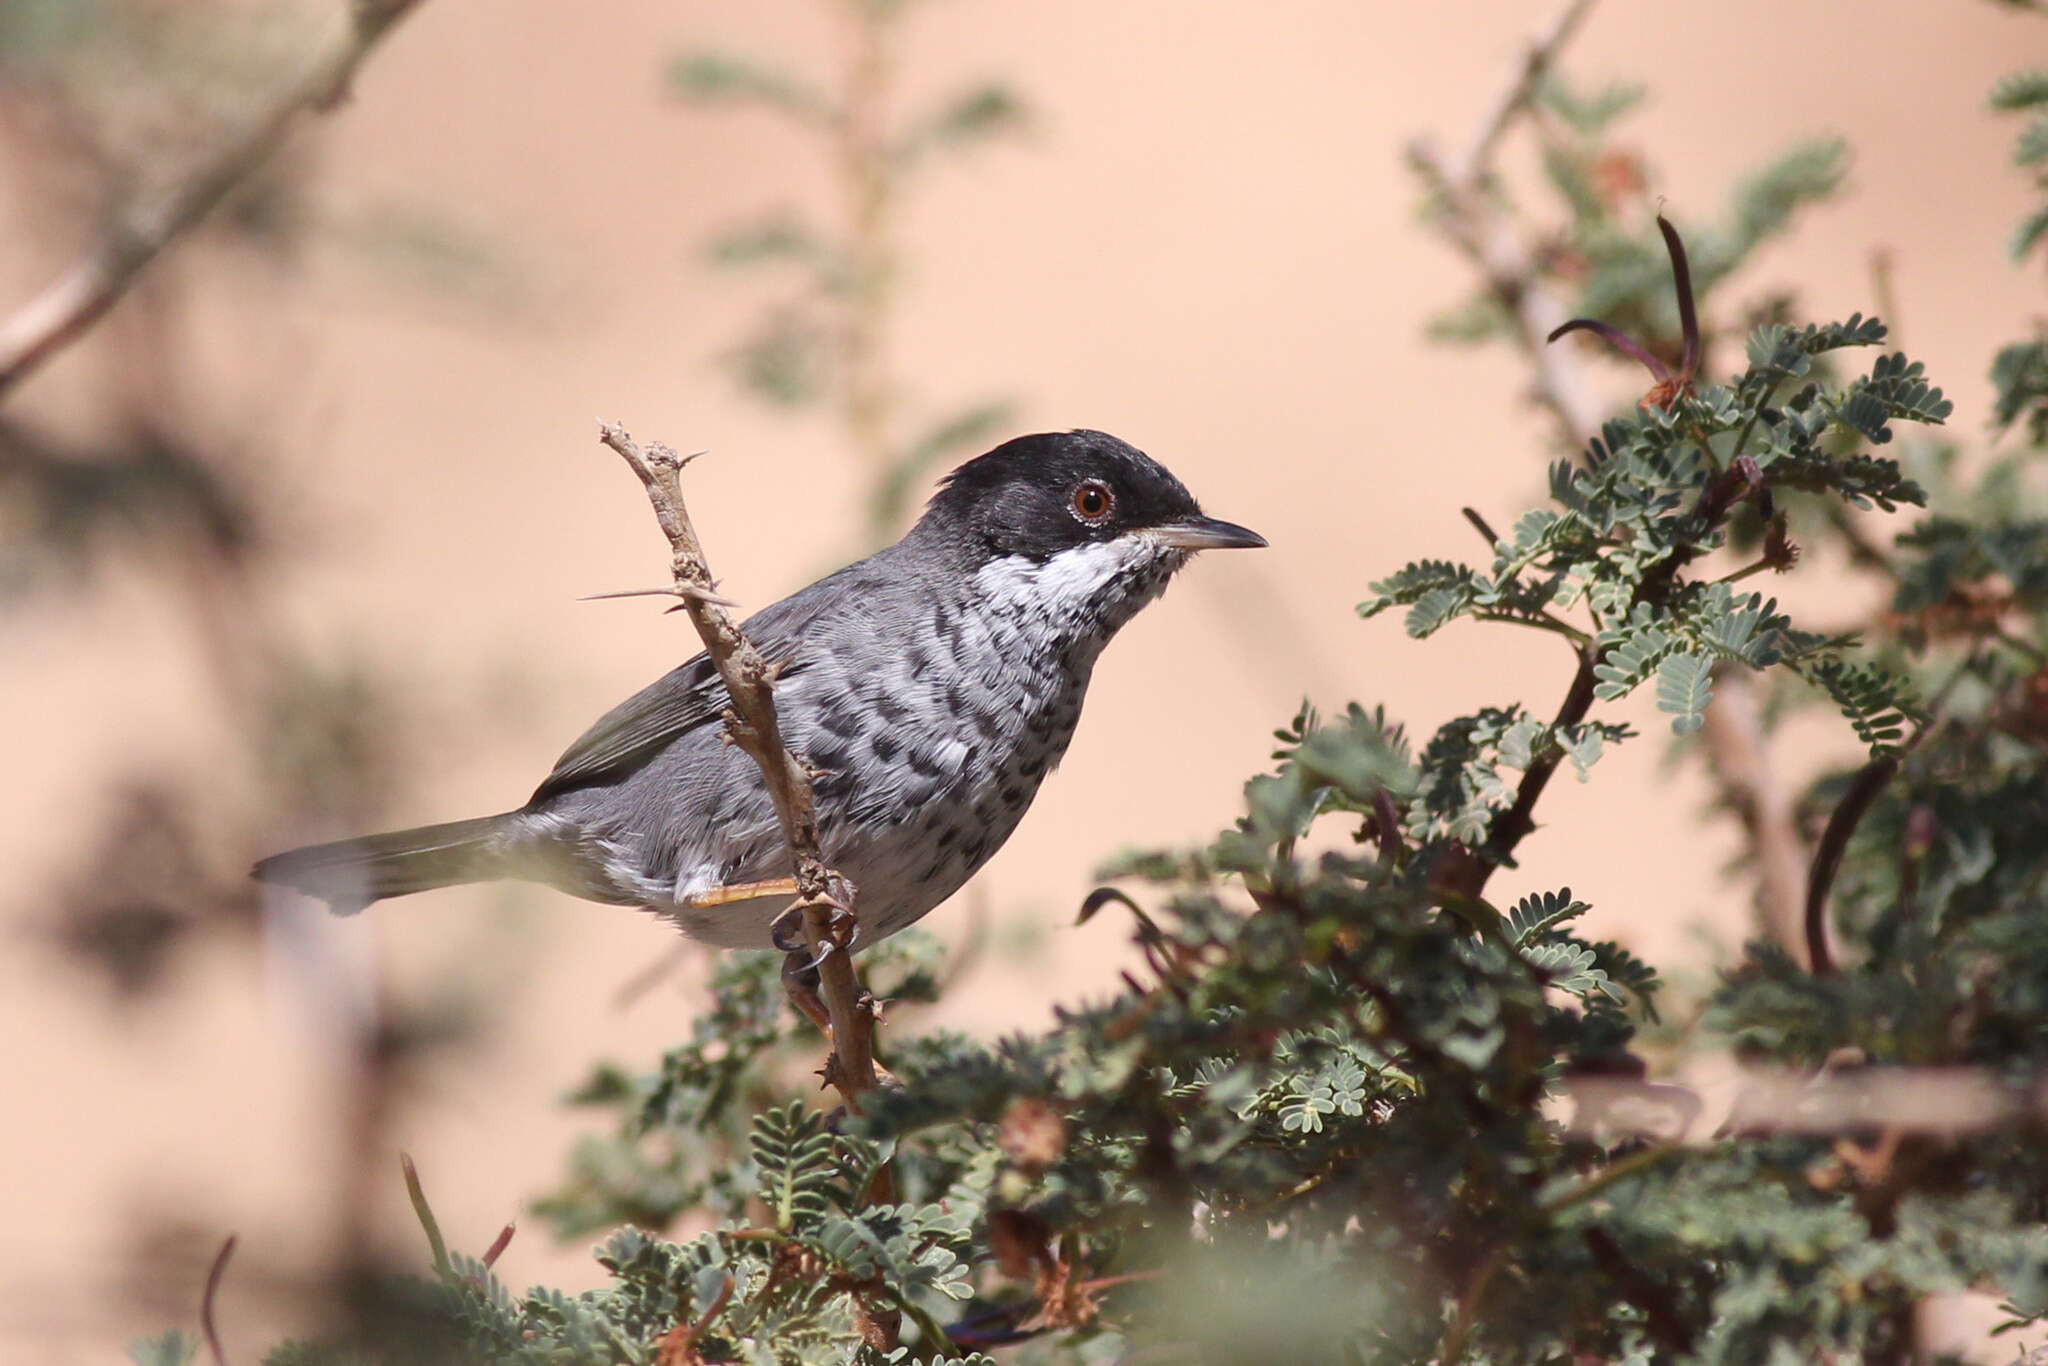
[255,430,1264,952]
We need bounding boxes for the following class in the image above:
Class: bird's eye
[1070,479,1116,525]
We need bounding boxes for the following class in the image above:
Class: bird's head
[914,429,1265,637]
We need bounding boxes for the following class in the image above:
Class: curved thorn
[1657,215,1700,381]
[202,1234,236,1366]
[1547,318,1672,382]
[770,903,809,953]
[1077,885,1165,941]
[1077,885,1141,926]
[801,937,840,975]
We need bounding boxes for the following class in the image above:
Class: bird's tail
[253,813,522,914]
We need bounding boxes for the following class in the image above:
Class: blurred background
[1,0,2040,1356]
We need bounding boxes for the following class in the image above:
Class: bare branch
[1447,0,1600,188]
[0,0,427,400]
[595,421,878,1109]
[1562,1064,2044,1145]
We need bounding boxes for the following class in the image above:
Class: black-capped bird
[255,430,1264,950]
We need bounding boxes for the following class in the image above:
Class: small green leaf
[127,1334,195,1366]
[666,51,832,121]
[1990,69,2048,110]
[1655,652,1714,735]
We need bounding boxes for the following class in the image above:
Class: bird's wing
[528,653,731,803]
[525,545,905,805]
[527,595,830,805]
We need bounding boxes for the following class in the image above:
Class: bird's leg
[684,876,801,909]
[778,933,901,1089]
[779,947,836,1033]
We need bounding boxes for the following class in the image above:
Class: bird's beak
[1151,516,1268,551]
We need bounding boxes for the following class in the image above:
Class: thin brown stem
[596,422,878,1109]
[0,0,427,399]
[1805,752,1905,977]
[1477,463,1756,890]
[1476,648,1598,887]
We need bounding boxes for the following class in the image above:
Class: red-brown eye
[1071,479,1115,525]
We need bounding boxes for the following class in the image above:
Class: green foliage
[152,40,2048,1366]
[666,51,832,122]
[1654,651,1714,735]
[1994,67,2048,263]
[1795,657,1922,757]
[1993,337,2048,444]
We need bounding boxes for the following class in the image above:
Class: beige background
[2,0,2041,1357]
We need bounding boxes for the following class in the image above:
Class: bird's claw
[769,902,808,953]
[769,889,859,956]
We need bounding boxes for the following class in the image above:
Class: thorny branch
[0,0,428,400]
[594,423,879,1113]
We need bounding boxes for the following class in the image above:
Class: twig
[595,422,878,1109]
[0,0,427,400]
[1440,1241,1511,1366]
[1475,648,1597,887]
[1563,1065,2048,1144]
[201,1234,237,1366]
[1805,751,1906,977]
[1448,0,1600,189]
[1406,0,1607,447]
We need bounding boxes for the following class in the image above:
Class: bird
[254,429,1265,953]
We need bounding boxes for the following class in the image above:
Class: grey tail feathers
[253,813,521,914]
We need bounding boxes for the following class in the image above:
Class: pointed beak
[1151,516,1268,552]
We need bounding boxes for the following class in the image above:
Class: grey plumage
[255,430,1263,951]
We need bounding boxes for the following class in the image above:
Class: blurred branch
[1407,0,1608,446]
[594,422,878,1113]
[0,0,427,400]
[1564,1064,2047,1144]
[1449,0,1599,189]
[1699,669,1809,963]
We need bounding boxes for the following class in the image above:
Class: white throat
[973,537,1151,611]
